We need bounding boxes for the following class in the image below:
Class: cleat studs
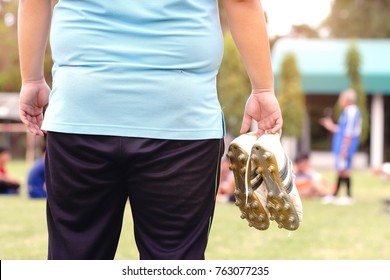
[268,166,275,172]
[267,202,273,208]
[259,213,265,219]
[248,214,254,220]
[275,205,281,212]
[251,202,259,209]
[284,203,290,210]
[256,167,264,174]
[270,215,275,221]
[288,216,295,223]
[234,189,241,195]
[263,152,272,159]
[263,152,271,159]
[238,154,246,162]
[248,222,254,227]
[279,193,284,198]
[240,213,247,219]
[235,200,242,206]
[279,215,285,221]
[258,214,264,221]
[261,223,267,229]
[268,191,275,198]
[278,223,284,228]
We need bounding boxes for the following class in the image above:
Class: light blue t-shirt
[42,0,225,140]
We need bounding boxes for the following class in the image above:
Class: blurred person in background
[372,162,390,214]
[217,157,235,202]
[373,162,390,181]
[294,153,333,198]
[320,88,362,205]
[27,144,46,199]
[0,147,21,195]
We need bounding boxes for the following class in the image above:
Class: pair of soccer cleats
[227,133,303,231]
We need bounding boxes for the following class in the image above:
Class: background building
[272,38,390,169]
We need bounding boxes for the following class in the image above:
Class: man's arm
[18,0,52,136]
[222,0,282,135]
[319,117,339,133]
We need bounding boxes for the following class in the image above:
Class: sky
[262,0,334,37]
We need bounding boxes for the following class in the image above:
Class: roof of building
[272,38,390,95]
[0,92,21,122]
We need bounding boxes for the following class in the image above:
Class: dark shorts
[0,181,20,194]
[45,132,224,260]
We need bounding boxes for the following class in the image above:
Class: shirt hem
[41,123,225,140]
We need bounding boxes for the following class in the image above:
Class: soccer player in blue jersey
[18,0,282,259]
[320,89,362,205]
[27,145,47,199]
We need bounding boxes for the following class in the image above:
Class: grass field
[1,160,390,260]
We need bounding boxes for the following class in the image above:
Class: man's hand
[19,79,50,136]
[319,117,337,133]
[240,90,283,136]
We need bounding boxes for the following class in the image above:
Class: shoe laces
[244,157,251,205]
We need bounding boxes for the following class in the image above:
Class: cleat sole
[250,144,300,231]
[227,143,270,230]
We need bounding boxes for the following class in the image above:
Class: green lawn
[1,161,390,260]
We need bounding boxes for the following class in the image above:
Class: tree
[277,52,305,138]
[345,42,370,144]
[324,0,390,38]
[0,0,20,92]
[0,0,53,92]
[217,32,251,135]
[277,52,306,159]
[290,24,320,38]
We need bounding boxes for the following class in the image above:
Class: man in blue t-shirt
[18,0,283,260]
[320,88,362,204]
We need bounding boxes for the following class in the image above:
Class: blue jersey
[332,105,362,155]
[27,158,46,198]
[42,0,224,140]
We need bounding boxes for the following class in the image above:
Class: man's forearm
[18,0,52,82]
[222,0,274,91]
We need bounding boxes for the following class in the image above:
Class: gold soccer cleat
[248,134,303,231]
[227,133,270,230]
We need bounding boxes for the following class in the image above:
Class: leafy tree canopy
[324,0,390,38]
[217,32,251,136]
